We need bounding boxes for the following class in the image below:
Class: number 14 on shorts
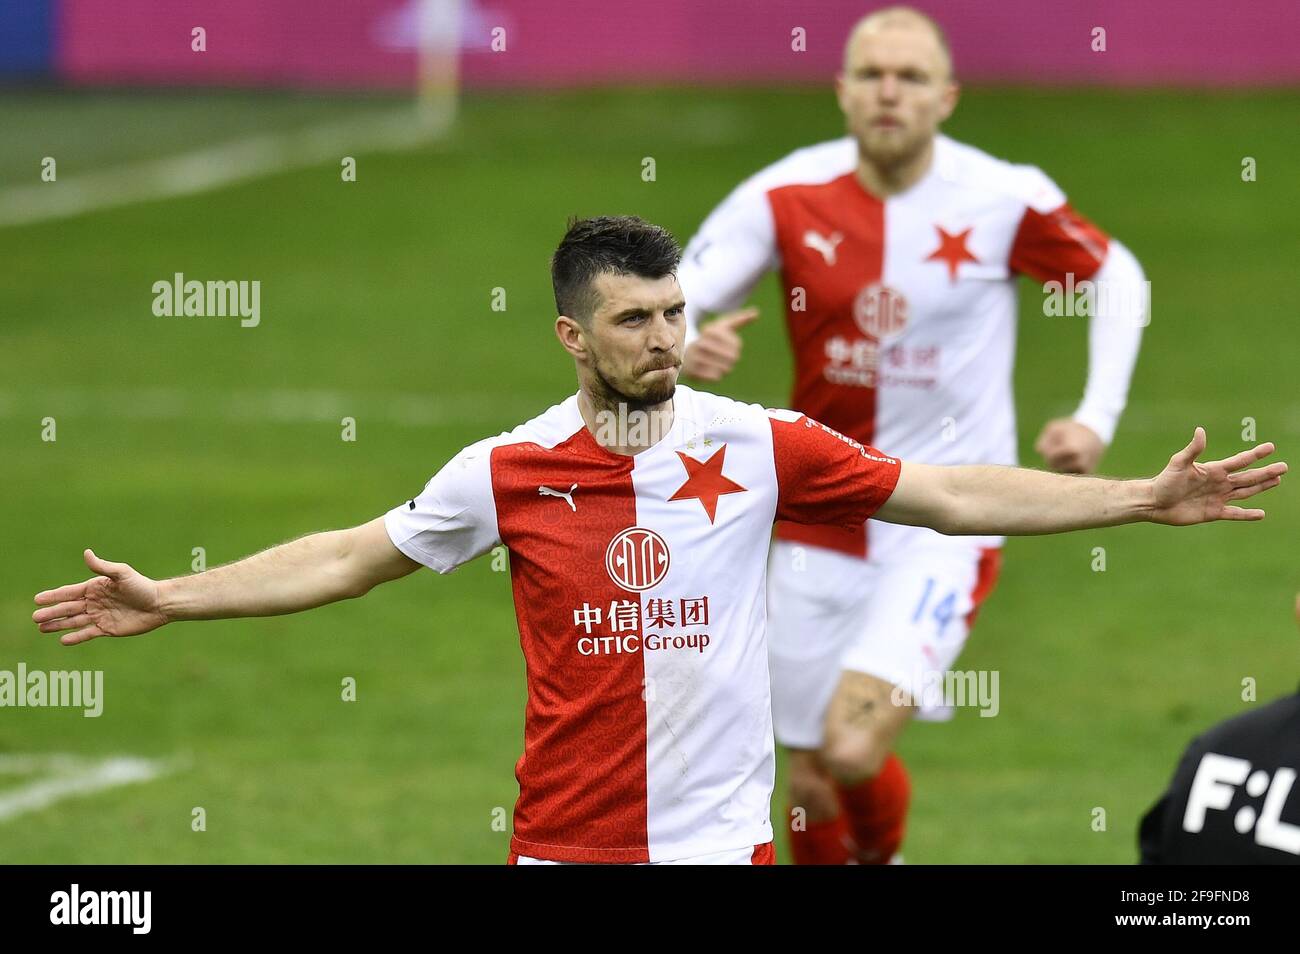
[912,577,957,636]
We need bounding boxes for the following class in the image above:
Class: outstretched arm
[875,428,1285,535]
[32,516,419,646]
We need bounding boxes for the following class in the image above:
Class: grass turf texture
[1,87,1297,863]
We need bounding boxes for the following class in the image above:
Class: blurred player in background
[677,6,1149,863]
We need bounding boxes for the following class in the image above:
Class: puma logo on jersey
[803,229,844,265]
[539,483,578,511]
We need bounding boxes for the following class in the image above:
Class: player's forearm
[158,529,359,622]
[941,465,1155,535]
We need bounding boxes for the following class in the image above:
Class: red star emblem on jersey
[668,444,747,524]
[924,225,979,282]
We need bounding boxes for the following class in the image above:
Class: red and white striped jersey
[679,133,1121,558]
[384,384,901,863]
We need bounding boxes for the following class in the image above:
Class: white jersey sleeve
[383,437,502,574]
[1072,238,1147,445]
[1003,160,1146,447]
[678,181,778,347]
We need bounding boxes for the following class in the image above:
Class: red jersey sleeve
[1009,202,1110,284]
[767,409,901,527]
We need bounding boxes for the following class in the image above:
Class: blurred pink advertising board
[57,0,1300,88]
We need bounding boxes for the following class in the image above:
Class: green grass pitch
[0,86,1296,862]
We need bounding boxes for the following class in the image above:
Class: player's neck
[855,139,934,198]
[578,388,675,457]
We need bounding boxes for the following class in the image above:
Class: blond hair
[844,6,954,80]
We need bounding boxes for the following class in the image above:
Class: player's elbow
[926,466,985,536]
[937,502,977,536]
[881,463,964,535]
[1097,239,1148,310]
[929,491,967,536]
[339,517,421,599]
[1106,236,1143,276]
[339,573,373,602]
[329,537,375,602]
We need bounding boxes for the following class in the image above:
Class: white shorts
[509,842,775,865]
[766,535,1001,750]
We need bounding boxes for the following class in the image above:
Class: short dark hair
[551,216,681,323]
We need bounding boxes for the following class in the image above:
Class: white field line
[0,103,452,229]
[0,385,539,430]
[1,384,1295,437]
[0,753,175,823]
[4,388,1295,437]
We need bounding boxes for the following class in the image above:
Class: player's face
[836,22,958,167]
[583,272,685,409]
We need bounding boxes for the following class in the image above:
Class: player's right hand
[682,307,759,382]
[32,549,168,646]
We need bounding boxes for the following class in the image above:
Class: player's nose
[646,312,677,352]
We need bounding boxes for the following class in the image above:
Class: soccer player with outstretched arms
[34,217,1281,865]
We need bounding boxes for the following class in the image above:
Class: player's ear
[555,315,588,360]
[938,80,960,122]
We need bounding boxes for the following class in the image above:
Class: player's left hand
[1149,427,1286,525]
[1035,418,1104,474]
